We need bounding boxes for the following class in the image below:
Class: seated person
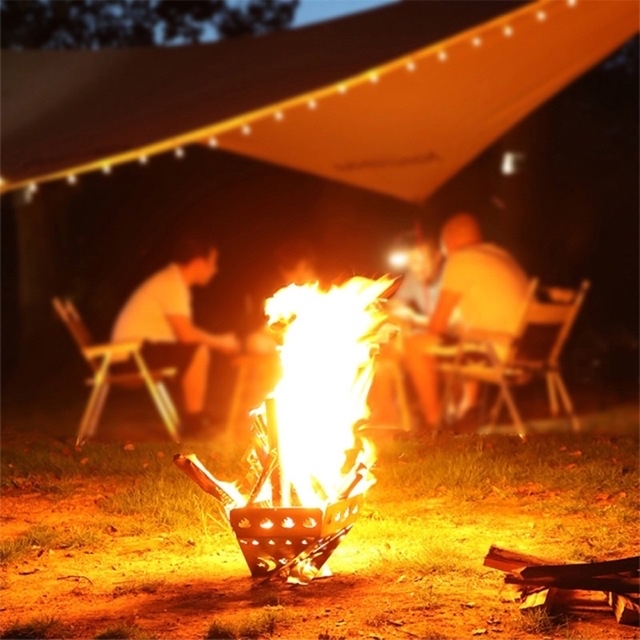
[367,229,444,430]
[387,229,445,329]
[231,237,320,416]
[404,212,530,430]
[244,236,319,355]
[111,232,240,432]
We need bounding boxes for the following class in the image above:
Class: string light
[17,0,587,193]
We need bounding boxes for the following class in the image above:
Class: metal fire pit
[230,494,363,582]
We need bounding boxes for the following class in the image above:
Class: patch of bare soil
[1,485,637,640]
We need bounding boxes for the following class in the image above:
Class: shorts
[110,342,199,379]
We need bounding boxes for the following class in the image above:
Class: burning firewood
[245,451,278,505]
[173,454,241,513]
[174,276,393,583]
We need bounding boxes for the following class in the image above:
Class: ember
[175,276,394,583]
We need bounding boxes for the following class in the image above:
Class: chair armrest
[83,341,142,360]
[544,287,575,304]
[435,337,503,368]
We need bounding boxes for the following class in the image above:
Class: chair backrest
[52,297,96,367]
[509,279,590,369]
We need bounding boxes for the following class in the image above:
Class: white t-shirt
[394,271,441,318]
[441,243,529,341]
[112,263,191,343]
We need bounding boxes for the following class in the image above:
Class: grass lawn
[0,398,638,639]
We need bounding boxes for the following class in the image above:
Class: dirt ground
[1,473,638,640]
[1,378,638,639]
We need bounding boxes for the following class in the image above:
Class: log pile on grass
[484,545,639,626]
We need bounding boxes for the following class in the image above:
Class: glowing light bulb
[274,111,284,121]
[536,10,547,21]
[307,99,317,110]
[503,25,513,37]
[369,72,379,84]
[438,50,448,62]
[138,155,148,165]
[208,137,218,147]
[241,124,251,135]
[406,60,416,72]
[67,174,77,185]
[472,36,482,47]
[338,84,348,94]
[174,147,185,159]
[388,250,409,269]
[567,0,577,6]
[28,182,38,193]
[102,164,111,175]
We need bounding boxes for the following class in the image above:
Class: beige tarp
[217,0,638,202]
[1,0,637,201]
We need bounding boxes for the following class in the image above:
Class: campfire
[175,276,394,583]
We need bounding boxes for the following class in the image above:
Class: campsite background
[1,1,638,422]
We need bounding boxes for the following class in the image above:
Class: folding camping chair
[438,278,590,438]
[52,297,180,447]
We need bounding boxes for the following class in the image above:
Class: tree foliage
[0,0,300,49]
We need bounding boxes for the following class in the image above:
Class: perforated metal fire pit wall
[173,446,367,583]
[229,494,363,581]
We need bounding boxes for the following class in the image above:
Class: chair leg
[157,381,179,425]
[133,352,180,442]
[489,389,504,426]
[156,381,181,442]
[499,381,526,440]
[76,357,111,448]
[546,371,559,417]
[478,383,489,427]
[553,371,580,432]
[437,369,456,432]
[391,361,412,433]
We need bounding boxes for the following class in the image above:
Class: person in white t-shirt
[112,233,240,433]
[403,213,529,433]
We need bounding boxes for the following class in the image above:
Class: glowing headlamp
[388,250,409,270]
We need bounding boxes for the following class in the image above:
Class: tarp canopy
[1,0,637,202]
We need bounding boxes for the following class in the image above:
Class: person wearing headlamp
[367,227,445,434]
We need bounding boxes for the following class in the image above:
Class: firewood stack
[484,545,640,625]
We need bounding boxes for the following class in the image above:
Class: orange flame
[263,275,394,506]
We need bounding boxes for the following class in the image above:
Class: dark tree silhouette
[0,0,300,49]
